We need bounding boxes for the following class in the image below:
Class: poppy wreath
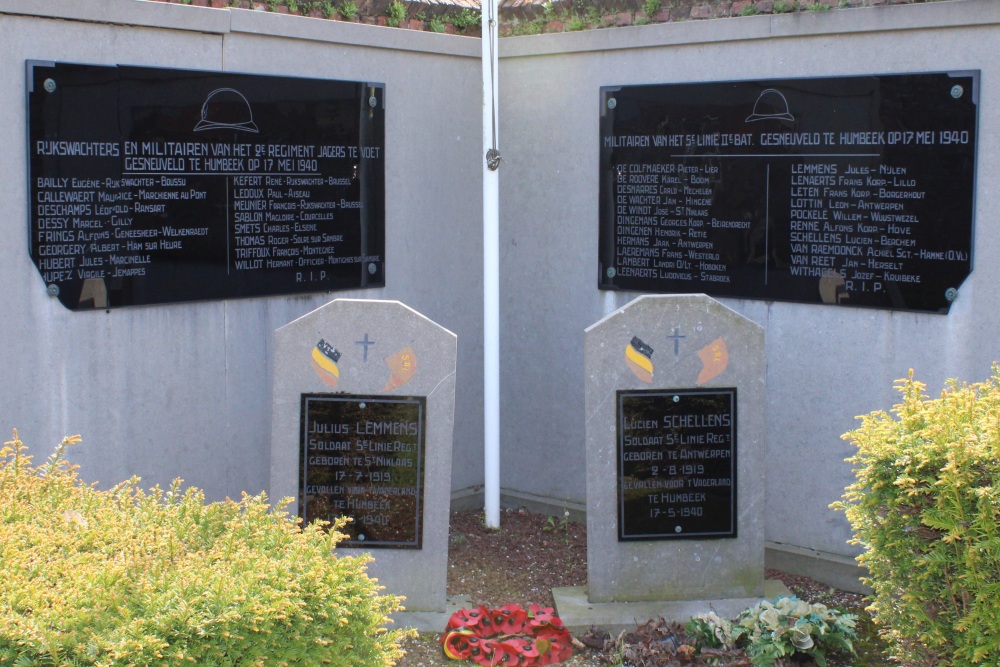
[440,603,574,666]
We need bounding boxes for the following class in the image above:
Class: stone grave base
[391,594,472,633]
[552,580,791,634]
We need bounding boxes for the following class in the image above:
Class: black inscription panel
[600,72,978,313]
[300,394,425,549]
[618,389,736,541]
[28,62,384,310]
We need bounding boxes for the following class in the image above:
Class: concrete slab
[552,580,792,634]
[392,594,472,633]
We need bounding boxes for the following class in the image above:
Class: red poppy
[490,641,523,666]
[540,639,573,665]
[442,630,475,660]
[495,604,529,634]
[442,605,574,666]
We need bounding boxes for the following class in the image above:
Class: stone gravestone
[271,299,457,630]
[554,294,776,630]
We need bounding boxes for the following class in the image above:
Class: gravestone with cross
[270,299,457,628]
[555,294,767,629]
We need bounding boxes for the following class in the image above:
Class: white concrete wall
[497,0,1000,586]
[5,0,999,592]
[0,0,484,501]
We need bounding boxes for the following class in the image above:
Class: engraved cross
[355,333,376,362]
[666,327,685,358]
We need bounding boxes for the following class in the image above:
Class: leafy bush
[428,16,447,32]
[686,597,856,666]
[0,430,411,667]
[834,370,1000,666]
[449,8,480,31]
[338,0,358,20]
[385,1,406,27]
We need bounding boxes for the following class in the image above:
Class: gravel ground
[395,508,871,667]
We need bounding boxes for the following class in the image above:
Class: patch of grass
[740,3,760,15]
[642,0,661,15]
[566,13,588,30]
[805,2,831,9]
[428,15,446,32]
[505,17,543,35]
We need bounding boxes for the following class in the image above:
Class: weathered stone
[583,295,765,603]
[690,3,714,18]
[271,299,457,626]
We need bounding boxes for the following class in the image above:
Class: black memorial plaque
[300,394,425,549]
[28,61,385,310]
[600,72,978,313]
[618,389,736,541]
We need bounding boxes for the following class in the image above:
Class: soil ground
[395,508,879,667]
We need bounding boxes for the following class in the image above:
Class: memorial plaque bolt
[607,98,617,110]
[945,287,958,302]
[359,402,366,409]
[369,96,378,108]
[606,267,616,278]
[43,78,57,93]
[673,395,680,402]
[368,262,377,274]
[951,85,964,99]
[46,284,59,298]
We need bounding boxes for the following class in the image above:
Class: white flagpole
[482,0,501,529]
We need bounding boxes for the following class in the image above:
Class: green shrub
[428,16,447,32]
[834,369,1000,666]
[338,0,358,20]
[566,13,587,31]
[642,0,661,16]
[385,1,406,27]
[0,430,411,667]
[449,8,480,31]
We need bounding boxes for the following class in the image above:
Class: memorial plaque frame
[300,393,425,549]
[617,388,737,541]
[28,61,385,310]
[599,71,979,313]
